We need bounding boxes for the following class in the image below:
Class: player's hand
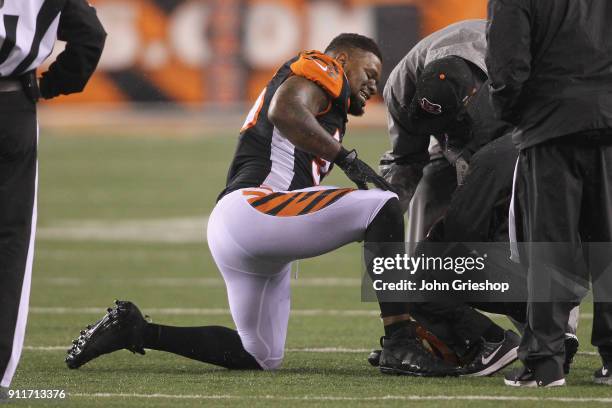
[334,148,397,193]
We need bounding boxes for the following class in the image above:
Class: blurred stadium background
[39,0,489,134]
[19,0,609,406]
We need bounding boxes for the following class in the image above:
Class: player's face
[343,50,382,116]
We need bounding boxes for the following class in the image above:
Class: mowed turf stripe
[28,307,595,319]
[67,393,612,403]
[21,346,599,356]
[37,216,208,243]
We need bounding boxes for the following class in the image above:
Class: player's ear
[334,51,349,69]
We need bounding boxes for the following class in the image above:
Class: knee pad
[238,330,285,370]
[250,347,284,370]
[259,355,284,370]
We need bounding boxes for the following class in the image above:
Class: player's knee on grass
[241,331,284,370]
[240,333,285,370]
[259,356,284,370]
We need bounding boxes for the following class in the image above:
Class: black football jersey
[218,50,351,201]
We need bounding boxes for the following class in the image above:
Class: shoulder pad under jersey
[290,50,345,99]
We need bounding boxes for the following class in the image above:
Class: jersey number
[311,129,341,185]
[241,87,266,132]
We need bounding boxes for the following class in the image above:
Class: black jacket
[39,0,106,99]
[486,0,612,149]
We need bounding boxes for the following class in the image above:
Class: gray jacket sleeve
[383,63,430,164]
[380,74,430,211]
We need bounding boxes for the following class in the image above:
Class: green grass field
[7,129,611,406]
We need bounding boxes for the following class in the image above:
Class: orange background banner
[42,0,487,107]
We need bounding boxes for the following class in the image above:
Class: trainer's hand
[334,148,397,193]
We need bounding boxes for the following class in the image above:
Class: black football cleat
[594,363,612,385]
[563,333,579,374]
[460,330,520,377]
[378,327,459,377]
[65,300,147,369]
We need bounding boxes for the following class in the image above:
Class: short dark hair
[325,33,383,62]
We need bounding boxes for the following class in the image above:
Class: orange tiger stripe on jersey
[250,192,299,213]
[307,188,353,213]
[245,189,354,217]
[275,189,352,216]
[273,191,308,215]
[242,190,268,199]
[290,51,344,98]
[275,191,322,217]
[251,190,324,217]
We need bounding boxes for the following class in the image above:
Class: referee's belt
[0,77,22,92]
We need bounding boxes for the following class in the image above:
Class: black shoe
[563,333,579,374]
[594,363,612,385]
[378,327,458,377]
[460,330,520,377]
[65,300,147,369]
[504,366,565,387]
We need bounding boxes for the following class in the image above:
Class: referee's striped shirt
[0,0,64,77]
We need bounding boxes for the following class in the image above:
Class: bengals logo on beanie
[419,97,443,115]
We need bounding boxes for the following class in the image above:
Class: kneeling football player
[65,34,457,377]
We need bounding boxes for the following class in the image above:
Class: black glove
[334,148,397,193]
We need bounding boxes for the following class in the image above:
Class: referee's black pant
[514,130,612,379]
[0,89,37,388]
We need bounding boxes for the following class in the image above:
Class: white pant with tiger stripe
[206,186,397,369]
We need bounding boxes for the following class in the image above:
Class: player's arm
[39,0,107,99]
[269,75,395,192]
[268,75,341,162]
[485,0,532,123]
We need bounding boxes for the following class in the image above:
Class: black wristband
[333,147,351,164]
[334,148,359,169]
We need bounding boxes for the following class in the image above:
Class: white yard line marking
[37,216,208,243]
[24,346,67,351]
[67,393,612,403]
[28,307,594,319]
[22,346,599,356]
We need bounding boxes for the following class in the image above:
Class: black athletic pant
[0,89,37,388]
[514,130,612,377]
[404,135,524,356]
